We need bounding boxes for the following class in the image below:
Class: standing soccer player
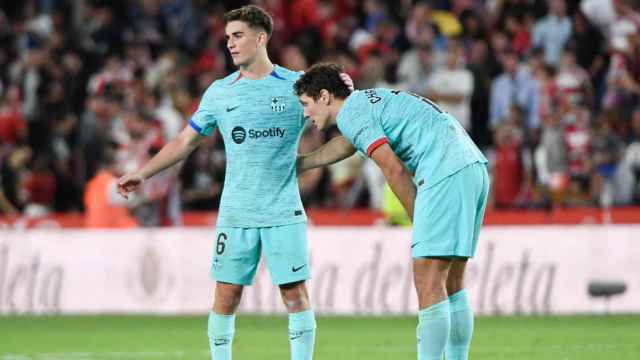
[294,63,489,360]
[117,6,339,360]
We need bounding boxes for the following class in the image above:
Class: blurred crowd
[1,0,640,226]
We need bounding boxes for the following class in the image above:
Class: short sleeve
[337,108,387,157]
[189,84,219,136]
[338,91,388,156]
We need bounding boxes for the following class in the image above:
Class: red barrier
[2,207,640,229]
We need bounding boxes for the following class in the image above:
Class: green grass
[1,315,639,359]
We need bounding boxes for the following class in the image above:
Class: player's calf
[280,281,316,360]
[208,282,243,360]
[208,312,235,360]
[414,258,452,360]
[445,260,473,360]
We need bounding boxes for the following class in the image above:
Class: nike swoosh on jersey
[226,105,240,112]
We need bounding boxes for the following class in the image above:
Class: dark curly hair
[224,5,273,39]
[293,63,351,100]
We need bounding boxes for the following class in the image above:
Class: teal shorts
[210,222,310,286]
[411,162,489,258]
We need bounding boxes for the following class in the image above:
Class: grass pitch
[1,315,639,359]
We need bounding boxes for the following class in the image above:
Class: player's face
[299,94,330,130]
[225,21,266,67]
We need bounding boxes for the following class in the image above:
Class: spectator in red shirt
[493,108,530,208]
[21,155,57,216]
[504,15,532,56]
[0,85,27,146]
[289,0,320,36]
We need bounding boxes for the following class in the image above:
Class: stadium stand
[1,0,640,226]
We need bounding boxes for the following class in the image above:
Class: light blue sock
[417,299,451,360]
[208,311,235,360]
[445,290,474,360]
[288,309,316,360]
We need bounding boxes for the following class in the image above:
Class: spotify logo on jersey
[231,126,286,144]
[231,126,246,144]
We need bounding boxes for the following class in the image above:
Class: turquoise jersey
[336,89,488,188]
[189,65,307,227]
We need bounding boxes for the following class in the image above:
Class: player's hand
[117,172,145,199]
[296,155,307,175]
[340,73,355,93]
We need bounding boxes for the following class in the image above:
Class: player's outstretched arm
[370,143,415,219]
[117,126,203,199]
[297,136,356,174]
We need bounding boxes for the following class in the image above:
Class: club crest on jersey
[271,96,286,113]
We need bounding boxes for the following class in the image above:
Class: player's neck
[239,55,274,80]
[328,98,345,125]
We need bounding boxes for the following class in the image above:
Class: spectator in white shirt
[397,25,441,94]
[427,43,474,130]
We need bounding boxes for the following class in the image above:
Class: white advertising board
[0,226,638,315]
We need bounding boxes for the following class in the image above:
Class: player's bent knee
[214,295,242,312]
[446,259,468,295]
[446,279,465,295]
[279,281,310,312]
[415,280,447,296]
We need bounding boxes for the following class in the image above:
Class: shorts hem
[272,274,311,286]
[210,274,254,286]
[411,247,474,259]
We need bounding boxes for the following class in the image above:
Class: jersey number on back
[390,90,444,114]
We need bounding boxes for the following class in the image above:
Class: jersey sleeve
[337,94,388,157]
[189,83,219,136]
[292,71,307,128]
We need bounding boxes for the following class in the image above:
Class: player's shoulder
[344,88,383,107]
[272,65,304,82]
[337,91,368,127]
[200,71,242,98]
[213,71,243,88]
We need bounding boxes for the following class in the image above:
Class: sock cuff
[448,289,471,312]
[209,311,236,334]
[289,309,316,331]
[418,299,450,320]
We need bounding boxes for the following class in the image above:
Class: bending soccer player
[294,63,489,360]
[117,6,352,360]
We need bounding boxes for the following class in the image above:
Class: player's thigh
[446,258,469,294]
[260,222,310,285]
[413,257,452,287]
[212,281,244,313]
[412,162,486,258]
[210,227,261,286]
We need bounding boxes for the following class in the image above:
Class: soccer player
[294,63,489,360]
[117,6,352,360]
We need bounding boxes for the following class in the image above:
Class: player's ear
[257,31,268,46]
[320,89,330,104]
